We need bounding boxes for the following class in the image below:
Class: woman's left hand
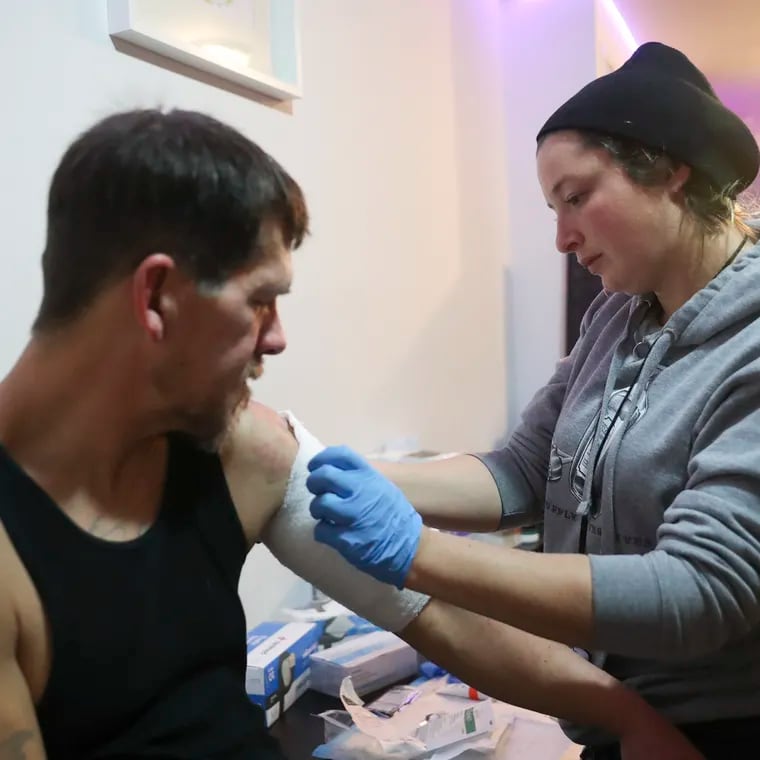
[307,445,422,589]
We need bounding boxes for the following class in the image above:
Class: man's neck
[0,333,165,499]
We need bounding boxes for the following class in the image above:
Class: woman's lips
[579,253,602,271]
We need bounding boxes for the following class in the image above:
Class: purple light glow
[601,0,637,53]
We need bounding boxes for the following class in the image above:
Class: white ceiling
[614,0,760,81]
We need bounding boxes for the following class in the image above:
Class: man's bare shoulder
[0,528,19,654]
[221,401,298,546]
[222,401,297,480]
[0,523,51,703]
[0,526,47,757]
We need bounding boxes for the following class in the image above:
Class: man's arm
[224,402,527,536]
[401,600,702,760]
[0,584,45,760]
[221,401,298,547]
[225,405,583,642]
[224,404,430,632]
[225,404,505,535]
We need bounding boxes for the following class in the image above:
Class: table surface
[267,689,341,759]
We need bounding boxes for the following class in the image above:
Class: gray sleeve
[473,356,572,528]
[590,366,760,659]
[474,293,610,528]
[471,449,542,529]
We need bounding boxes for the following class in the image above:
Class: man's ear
[132,254,176,341]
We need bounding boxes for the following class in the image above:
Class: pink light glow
[601,0,637,53]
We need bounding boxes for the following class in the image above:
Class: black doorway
[565,256,603,353]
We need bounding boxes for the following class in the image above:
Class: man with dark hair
[35,109,308,334]
[0,109,699,759]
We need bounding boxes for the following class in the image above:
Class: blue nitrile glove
[306,446,422,589]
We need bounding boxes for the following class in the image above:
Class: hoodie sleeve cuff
[589,553,664,656]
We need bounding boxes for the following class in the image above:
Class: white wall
[498,0,598,430]
[0,1,511,625]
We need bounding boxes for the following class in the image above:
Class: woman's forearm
[375,455,503,532]
[407,528,594,648]
[402,599,646,737]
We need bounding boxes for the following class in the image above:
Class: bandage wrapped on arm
[261,412,430,632]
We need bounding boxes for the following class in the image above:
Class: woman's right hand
[619,711,704,760]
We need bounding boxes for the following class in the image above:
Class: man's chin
[248,359,264,381]
[176,404,246,455]
[175,379,258,453]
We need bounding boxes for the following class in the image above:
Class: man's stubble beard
[199,360,262,453]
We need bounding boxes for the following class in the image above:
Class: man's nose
[258,311,287,356]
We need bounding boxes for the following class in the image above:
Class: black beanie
[537,42,759,195]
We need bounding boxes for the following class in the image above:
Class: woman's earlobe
[669,163,692,196]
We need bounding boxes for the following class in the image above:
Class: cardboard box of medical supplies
[245,621,320,726]
[309,630,420,697]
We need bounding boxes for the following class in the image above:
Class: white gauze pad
[261,411,429,632]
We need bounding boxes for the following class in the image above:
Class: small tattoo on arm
[0,730,34,760]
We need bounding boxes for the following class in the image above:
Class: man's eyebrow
[250,283,291,299]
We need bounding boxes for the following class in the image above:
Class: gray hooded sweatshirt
[477,237,760,737]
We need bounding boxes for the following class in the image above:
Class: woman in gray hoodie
[306,42,760,759]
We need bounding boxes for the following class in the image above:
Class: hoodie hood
[648,233,760,347]
[672,238,760,346]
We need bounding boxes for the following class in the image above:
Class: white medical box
[309,630,419,698]
[245,621,320,726]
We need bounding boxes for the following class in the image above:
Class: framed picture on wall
[107,0,302,100]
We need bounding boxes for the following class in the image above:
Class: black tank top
[0,436,284,759]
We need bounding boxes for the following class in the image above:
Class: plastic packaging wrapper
[313,677,503,759]
[313,677,582,760]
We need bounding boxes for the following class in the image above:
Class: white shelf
[107,0,302,101]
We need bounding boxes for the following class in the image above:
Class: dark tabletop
[268,689,341,759]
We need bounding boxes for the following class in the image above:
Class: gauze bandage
[262,412,430,632]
